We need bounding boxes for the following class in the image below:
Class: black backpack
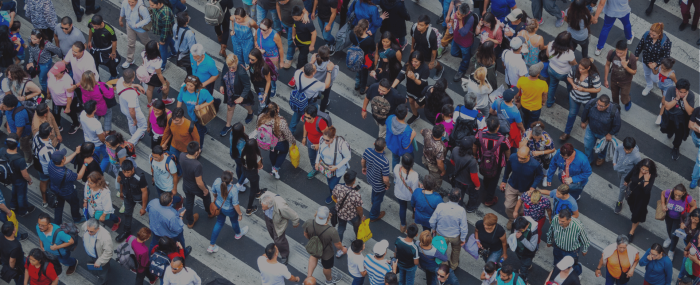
[11,105,33,127]
[448,105,480,148]
[0,151,21,185]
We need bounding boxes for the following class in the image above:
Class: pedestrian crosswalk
[0,0,698,283]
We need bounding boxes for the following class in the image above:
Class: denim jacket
[212,178,239,211]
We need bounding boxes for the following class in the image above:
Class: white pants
[642,62,659,90]
[126,114,148,145]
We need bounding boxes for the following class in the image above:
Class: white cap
[557,256,575,270]
[315,206,330,225]
[373,240,389,255]
[510,36,524,50]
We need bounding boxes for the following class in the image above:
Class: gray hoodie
[612,145,641,174]
[391,116,408,135]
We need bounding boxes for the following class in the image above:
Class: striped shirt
[547,216,590,253]
[362,148,390,192]
[567,70,601,104]
[27,42,62,65]
[363,255,392,285]
[32,134,55,175]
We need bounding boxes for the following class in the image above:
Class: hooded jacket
[612,145,641,174]
[349,0,383,35]
[386,115,414,156]
[378,0,410,38]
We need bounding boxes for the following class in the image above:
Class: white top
[64,51,98,84]
[79,110,105,147]
[482,270,498,285]
[348,251,366,278]
[162,266,202,285]
[393,164,420,202]
[293,69,326,100]
[116,78,147,122]
[84,184,114,216]
[33,135,55,174]
[141,51,163,74]
[547,42,576,75]
[466,80,493,110]
[46,73,75,106]
[257,256,292,285]
[502,50,528,86]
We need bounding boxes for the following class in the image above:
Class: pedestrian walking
[302,105,327,179]
[116,69,148,145]
[163,257,202,285]
[386,105,416,170]
[130,228,159,284]
[580,95,620,166]
[473,41,499,91]
[495,265,527,285]
[26,30,62,95]
[49,147,87,225]
[332,170,364,241]
[545,31,576,108]
[429,188,469,270]
[241,139,264,216]
[74,142,103,183]
[517,19,544,68]
[257,102,296,179]
[364,240,398,285]
[546,256,580,285]
[25,0,57,40]
[395,51,430,124]
[25,249,60,284]
[208,171,249,253]
[276,0,310,69]
[660,184,696,261]
[176,75,214,148]
[661,79,693,160]
[612,137,641,214]
[32,121,56,208]
[450,3,477,82]
[0,133,34,217]
[179,142,212,228]
[348,0,385,36]
[634,23,671,97]
[565,0,592,58]
[362,138,391,222]
[519,121,555,186]
[603,40,637,110]
[475,213,508,263]
[512,216,539,283]
[54,17,85,57]
[173,12,196,76]
[289,63,332,133]
[82,218,114,284]
[411,175,443,232]
[47,61,79,132]
[260,192,300,265]
[36,213,78,275]
[372,32,404,84]
[475,117,511,207]
[394,224,419,285]
[219,54,254,136]
[639,243,673,285]
[513,189,551,239]
[291,6,315,69]
[258,243,301,284]
[0,223,25,285]
[79,71,114,132]
[547,143,592,200]
[349,239,368,285]
[189,44,220,96]
[501,146,544,229]
[86,15,120,80]
[595,235,639,285]
[592,0,634,55]
[424,78,454,125]
[145,192,186,252]
[115,160,149,242]
[653,58,676,125]
[304,206,345,284]
[546,209,590,276]
[149,0,176,70]
[516,64,548,127]
[148,100,172,147]
[422,124,446,191]
[501,36,527,88]
[150,145,179,196]
[64,41,99,108]
[140,41,172,108]
[316,126,351,204]
[416,230,450,285]
[119,0,151,69]
[83,172,121,231]
[362,79,407,138]
[311,47,338,112]
[394,154,419,232]
[451,138,480,212]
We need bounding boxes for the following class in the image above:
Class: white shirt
[257,256,292,285]
[547,42,576,75]
[33,135,55,174]
[83,232,98,258]
[502,50,528,86]
[466,80,494,110]
[116,78,147,122]
[64,51,98,84]
[348,252,366,278]
[293,69,326,100]
[162,266,202,285]
[47,73,75,106]
[393,164,419,202]
[149,154,178,191]
[79,110,105,147]
[141,51,163,74]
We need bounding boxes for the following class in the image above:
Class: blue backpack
[289,73,319,113]
[346,34,368,72]
[148,250,171,278]
[642,31,668,47]
[553,197,574,215]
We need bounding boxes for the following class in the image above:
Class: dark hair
[437,263,451,275]
[160,191,173,206]
[448,188,461,202]
[38,213,51,223]
[172,107,185,119]
[343,169,357,185]
[436,104,454,124]
[650,243,665,256]
[220,171,234,202]
[401,153,414,173]
[39,122,51,139]
[622,137,636,150]
[61,16,73,25]
[149,0,174,9]
[230,123,248,159]
[158,236,178,254]
[91,14,104,26]
[513,216,530,231]
[477,41,496,66]
[378,78,392,89]
[176,11,189,30]
[5,133,17,150]
[121,160,134,172]
[291,5,303,16]
[84,100,98,115]
[385,272,398,285]
[260,18,273,30]
[551,31,573,59]
[407,224,419,238]
[501,264,514,275]
[406,51,423,73]
[378,31,403,79]
[353,19,369,37]
[374,137,386,152]
[36,102,49,117]
[187,141,200,155]
[676,78,691,91]
[1,222,14,237]
[484,261,499,274]
[265,243,276,260]
[249,49,270,82]
[351,239,364,253]
[637,158,657,177]
[690,209,700,221]
[105,132,126,148]
[123,68,135,84]
[0,26,12,53]
[73,41,85,52]
[145,40,161,60]
[2,94,17,108]
[486,116,500,132]
[305,105,318,117]
[574,58,599,81]
[152,145,165,155]
[28,249,47,272]
[233,7,247,17]
[30,29,47,49]
[427,79,449,117]
[483,12,497,30]
[567,0,591,31]
[422,174,437,191]
[432,124,445,139]
[242,139,261,169]
[659,58,676,70]
[151,99,168,128]
[458,139,474,157]
[560,143,574,157]
[80,142,95,158]
[558,208,572,219]
[615,40,628,50]
[316,45,331,65]
[538,49,549,63]
[417,14,431,24]
[303,63,315,76]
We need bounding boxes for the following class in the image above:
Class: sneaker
[184,246,192,257]
[466,208,477,213]
[19,206,36,217]
[271,168,280,179]
[162,98,175,105]
[149,276,159,285]
[115,231,130,243]
[624,101,632,111]
[668,251,675,261]
[329,45,336,55]
[42,202,48,208]
[542,178,548,188]
[325,275,342,285]
[256,188,267,199]
[235,226,249,239]
[246,206,258,216]
[642,86,652,96]
[627,32,635,45]
[19,233,28,241]
[663,238,672,248]
[655,115,662,125]
[370,211,386,222]
[691,180,698,189]
[453,71,465,82]
[431,67,444,80]
[437,44,449,59]
[236,184,246,192]
[207,245,220,253]
[220,126,232,137]
[594,49,602,56]
[627,233,635,243]
[244,113,254,124]
[335,249,344,258]
[671,147,680,160]
[680,22,689,31]
[68,124,81,134]
[122,61,132,69]
[325,196,333,204]
[66,260,79,275]
[483,197,499,207]
[119,204,126,213]
[538,18,544,25]
[614,201,623,214]
[307,170,318,179]
[111,218,121,231]
[243,178,250,185]
[555,18,565,28]
[187,213,200,228]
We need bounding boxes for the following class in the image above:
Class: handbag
[655,199,666,220]
[194,91,217,125]
[209,183,234,217]
[27,45,44,78]
[464,234,479,259]
[319,137,342,178]
[615,251,632,284]
[46,171,67,208]
[330,187,352,227]
[98,82,118,109]
[622,184,632,200]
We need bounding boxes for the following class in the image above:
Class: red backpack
[476,131,507,178]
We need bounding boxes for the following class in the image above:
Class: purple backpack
[476,131,507,178]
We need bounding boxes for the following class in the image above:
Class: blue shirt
[502,153,544,192]
[119,0,151,33]
[212,178,239,211]
[639,249,673,285]
[540,62,550,79]
[10,32,23,55]
[5,107,30,136]
[410,189,443,228]
[549,191,579,213]
[190,54,219,83]
[490,0,516,21]
[429,202,469,241]
[491,99,522,125]
[364,255,392,285]
[362,148,390,192]
[0,2,15,28]
[48,162,78,196]
[176,86,213,122]
[0,190,5,205]
[146,198,184,238]
[36,223,72,256]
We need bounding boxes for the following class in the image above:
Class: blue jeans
[233,157,246,185]
[567,181,586,200]
[170,0,187,13]
[439,0,452,28]
[553,246,582,276]
[596,13,633,50]
[483,248,503,263]
[149,231,186,254]
[210,208,241,244]
[399,265,418,285]
[519,256,534,282]
[290,101,318,133]
[10,180,28,215]
[338,216,359,241]
[306,139,318,169]
[450,41,472,73]
[584,127,607,163]
[269,141,290,170]
[195,121,207,148]
[352,276,366,285]
[327,175,341,197]
[605,268,628,285]
[255,5,282,32]
[355,69,369,91]
[317,18,335,45]
[38,61,52,94]
[96,144,110,172]
[391,153,400,173]
[564,95,583,134]
[546,66,569,107]
[370,190,386,219]
[399,200,408,226]
[97,108,113,132]
[158,36,176,69]
[281,22,295,61]
[521,108,541,130]
[57,251,77,267]
[691,132,700,182]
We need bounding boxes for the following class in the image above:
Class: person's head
[322,126,337,144]
[517,146,531,163]
[80,142,95,159]
[187,141,200,156]
[567,0,592,30]
[137,227,152,243]
[60,17,74,34]
[10,21,19,33]
[577,57,599,77]
[4,134,17,151]
[87,171,107,190]
[304,277,317,285]
[151,145,166,162]
[477,41,496,65]
[37,213,52,232]
[559,143,574,159]
[395,103,408,120]
[50,149,67,165]
[419,230,433,247]
[432,124,445,140]
[621,137,636,153]
[675,78,691,98]
[595,95,612,112]
[230,123,248,159]
[474,67,488,85]
[408,51,423,71]
[191,44,206,63]
[315,206,330,225]
[422,174,437,191]
[343,169,357,186]
[105,132,126,149]
[649,243,665,259]
[353,19,369,37]
[121,68,136,85]
[158,236,178,253]
[29,29,47,49]
[145,40,161,61]
[482,213,498,231]
[439,105,454,123]
[638,158,658,178]
[184,75,203,93]
[2,222,15,238]
[259,18,273,33]
[524,18,538,33]
[261,192,275,211]
[384,272,398,285]
[28,248,47,268]
[680,277,695,285]
[615,234,630,253]
[316,45,331,65]
[373,240,389,258]
[615,40,628,58]
[513,216,530,233]
[482,12,497,29]
[171,107,186,125]
[416,15,431,32]
[556,184,570,199]
[672,184,688,201]
[150,98,168,128]
[486,116,500,133]
[6,64,27,83]
[484,261,499,274]
[649,22,664,40]
[351,239,365,254]
[437,263,452,282]
[176,11,190,28]
[464,92,478,110]
[378,78,392,95]
[85,218,100,236]
[538,49,549,63]
[72,41,86,59]
[551,31,573,58]
[558,209,573,227]
[529,62,544,78]
[80,70,98,90]
[160,191,173,206]
[291,6,304,20]
[659,57,676,72]
[170,257,187,274]
[499,265,514,282]
[509,36,524,52]
[529,121,546,139]
[303,63,316,77]
[401,153,414,173]
[38,121,52,139]
[457,2,470,19]
[121,160,135,177]
[233,7,248,22]
[127,0,140,7]
[219,170,235,201]
[149,0,167,8]
[406,224,419,239]
[374,137,386,152]
[90,15,104,29]
[448,188,461,203]
[265,243,278,260]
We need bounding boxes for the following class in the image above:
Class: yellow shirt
[516,77,549,111]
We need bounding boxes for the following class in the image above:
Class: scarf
[562,151,576,181]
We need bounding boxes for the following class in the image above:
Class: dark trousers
[457,182,479,211]
[183,189,211,225]
[10,180,29,215]
[571,36,590,59]
[265,213,290,259]
[213,11,232,45]
[87,256,110,285]
[71,0,96,17]
[89,49,120,78]
[244,168,261,210]
[269,141,290,170]
[135,269,157,285]
[195,120,208,148]
[339,0,352,30]
[518,255,534,282]
[521,108,542,129]
[553,246,582,276]
[52,103,80,128]
[665,215,681,250]
[481,168,502,203]
[319,88,331,112]
[122,198,137,234]
[55,191,82,225]
[296,44,310,69]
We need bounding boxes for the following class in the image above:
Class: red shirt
[151,245,186,260]
[26,262,58,285]
[304,117,327,144]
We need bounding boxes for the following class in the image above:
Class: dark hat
[502,87,519,102]
[50,149,67,164]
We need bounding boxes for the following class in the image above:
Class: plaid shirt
[152,6,175,42]
[26,0,58,30]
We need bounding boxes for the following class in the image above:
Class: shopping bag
[432,236,448,264]
[488,85,506,105]
[289,144,300,168]
[357,218,372,242]
[7,210,17,237]
[655,200,666,220]
[464,234,479,260]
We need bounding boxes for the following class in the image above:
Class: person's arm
[155,68,169,93]
[326,6,337,32]
[502,158,512,183]
[195,175,208,195]
[360,98,369,118]
[513,199,522,218]
[436,159,445,176]
[274,34,285,68]
[482,0,490,15]
[52,237,75,250]
[532,165,544,189]
[310,30,317,52]
[500,233,508,260]
[76,160,88,180]
[578,223,590,254]
[324,63,334,89]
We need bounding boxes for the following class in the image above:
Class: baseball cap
[510,36,524,50]
[529,62,544,77]
[557,256,575,270]
[50,61,66,76]
[315,206,330,225]
[373,240,389,255]
[502,87,519,102]
[506,9,524,22]
[51,149,67,164]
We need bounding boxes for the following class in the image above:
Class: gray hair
[261,193,275,208]
[190,44,205,56]
[532,125,544,137]
[616,234,629,245]
[458,2,470,15]
[86,218,99,230]
[464,92,477,110]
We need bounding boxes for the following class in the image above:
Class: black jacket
[378,0,410,38]
[220,64,254,105]
[549,268,581,285]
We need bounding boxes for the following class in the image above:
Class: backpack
[643,31,668,47]
[167,117,195,134]
[411,23,443,49]
[117,142,137,159]
[148,250,171,278]
[305,223,331,258]
[264,58,279,81]
[495,99,511,134]
[255,123,279,151]
[448,105,480,148]
[150,153,174,173]
[114,236,138,271]
[52,222,80,254]
[315,110,332,132]
[38,254,63,277]
[476,131,507,178]
[289,73,319,113]
[346,34,368,72]
[204,0,227,26]
[370,96,391,120]
[0,152,21,185]
[11,105,34,126]
[552,198,574,215]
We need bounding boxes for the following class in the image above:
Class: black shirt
[475,220,506,251]
[293,20,315,46]
[396,63,429,98]
[349,33,376,63]
[258,0,277,11]
[317,0,338,22]
[75,155,103,183]
[664,90,695,117]
[0,234,24,272]
[690,108,700,137]
[88,22,118,49]
[0,148,26,180]
[410,26,438,62]
[180,153,203,195]
[365,83,406,124]
[118,171,149,202]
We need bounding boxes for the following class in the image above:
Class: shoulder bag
[194,91,217,125]
[209,182,234,217]
[615,251,632,284]
[330,187,352,227]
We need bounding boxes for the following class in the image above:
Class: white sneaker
[243,178,250,185]
[542,178,548,188]
[627,31,635,45]
[594,49,602,56]
[121,61,132,69]
[236,183,246,192]
[235,226,249,239]
[119,204,126,213]
[642,86,652,96]
[655,115,662,125]
[207,245,220,253]
[668,251,675,261]
[272,169,280,179]
[663,238,672,248]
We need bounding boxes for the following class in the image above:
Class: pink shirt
[129,236,150,273]
[64,51,98,84]
[80,82,114,116]
[149,108,172,135]
[47,73,74,106]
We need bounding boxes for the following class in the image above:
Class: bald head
[516,146,530,163]
[304,277,317,285]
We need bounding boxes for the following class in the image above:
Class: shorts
[146,74,164,87]
[321,257,334,269]
[224,93,254,108]
[38,172,49,181]
[407,92,427,106]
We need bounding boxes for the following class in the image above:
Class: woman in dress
[141,40,171,107]
[624,158,657,242]
[230,8,257,66]
[254,18,285,69]
[394,153,419,233]
[257,102,296,179]
[26,29,62,95]
[176,75,214,148]
[147,98,172,147]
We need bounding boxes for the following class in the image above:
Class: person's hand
[580,122,588,129]
[26,62,33,69]
[57,135,63,143]
[380,11,389,20]
[27,179,32,185]
[327,61,335,71]
[603,80,609,89]
[515,231,522,239]
[50,244,59,251]
[86,42,92,50]
[500,182,506,192]
[595,269,601,277]
[681,223,687,229]
[109,52,116,60]
[362,167,367,175]
[238,215,243,221]
[685,250,690,258]
[159,42,165,46]
[361,110,367,119]
[620,56,629,68]
[501,253,507,260]
[64,107,71,113]
[120,192,125,200]
[315,163,320,171]
[647,253,653,261]
[309,45,315,52]
[505,30,513,37]
[75,145,82,153]
[460,241,466,247]
[83,202,87,209]
[662,205,668,212]
[626,270,634,278]
[234,97,244,104]
[476,240,483,249]
[119,18,124,27]
[582,251,587,256]
[99,214,106,222]
[301,138,307,146]
[176,242,183,249]
[219,86,224,94]
[162,85,170,94]
[194,105,201,111]
[429,60,437,69]
[133,120,138,127]
[302,13,310,24]
[513,211,519,219]
[605,134,612,141]
[648,62,657,69]
[140,208,146,216]
[407,70,415,80]
[547,243,553,247]
[312,144,319,150]
[93,262,102,268]
[591,17,598,24]
[548,182,552,187]
[564,177,573,184]
[325,23,332,32]
[310,13,316,20]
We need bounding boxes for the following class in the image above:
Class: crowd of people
[0,0,695,284]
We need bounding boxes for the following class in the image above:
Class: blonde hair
[530,189,542,204]
[474,67,488,88]
[650,23,664,38]
[419,230,433,247]
[226,54,239,67]
[525,18,539,33]
[80,70,97,91]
